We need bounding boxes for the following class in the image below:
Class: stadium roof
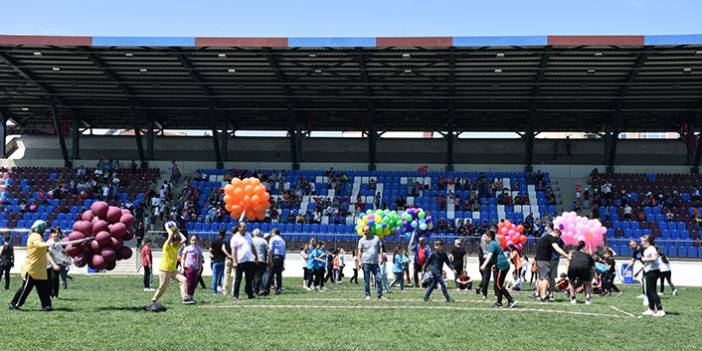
[1,34,702,133]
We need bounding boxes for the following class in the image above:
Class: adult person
[251,229,270,295]
[221,228,234,296]
[148,222,192,306]
[0,233,15,290]
[475,234,491,299]
[548,230,566,301]
[46,229,70,299]
[412,237,431,287]
[567,241,595,305]
[358,226,384,300]
[9,220,87,311]
[208,230,227,295]
[480,231,516,308]
[231,222,258,300]
[450,239,466,290]
[535,228,570,302]
[422,240,454,302]
[640,235,665,317]
[141,239,154,292]
[264,228,286,295]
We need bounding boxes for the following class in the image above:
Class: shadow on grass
[93,306,145,312]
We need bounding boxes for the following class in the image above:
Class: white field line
[201,303,625,318]
[608,305,636,318]
[273,296,591,307]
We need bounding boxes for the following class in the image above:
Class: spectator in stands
[76,165,86,180]
[456,220,466,236]
[623,203,633,220]
[170,160,181,183]
[665,209,674,221]
[437,218,448,233]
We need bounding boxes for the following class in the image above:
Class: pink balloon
[110,237,124,250]
[68,231,86,242]
[90,201,109,220]
[117,246,133,260]
[65,244,82,257]
[73,221,92,236]
[508,230,515,236]
[123,230,134,241]
[121,209,132,216]
[73,254,88,268]
[92,220,108,235]
[109,222,127,239]
[81,210,94,222]
[105,260,116,271]
[95,231,111,247]
[101,248,116,265]
[89,240,102,253]
[119,213,135,228]
[90,254,106,270]
[106,206,123,224]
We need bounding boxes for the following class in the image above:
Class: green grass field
[1,275,698,351]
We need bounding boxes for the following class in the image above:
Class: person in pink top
[141,239,154,292]
[181,235,204,303]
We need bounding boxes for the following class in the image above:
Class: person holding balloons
[9,220,88,311]
[480,231,517,308]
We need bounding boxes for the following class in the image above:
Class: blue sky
[1,0,700,37]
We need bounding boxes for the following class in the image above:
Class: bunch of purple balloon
[400,207,433,239]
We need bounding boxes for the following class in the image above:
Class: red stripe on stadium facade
[0,35,92,46]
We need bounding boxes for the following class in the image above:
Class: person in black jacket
[422,240,454,302]
[0,234,14,290]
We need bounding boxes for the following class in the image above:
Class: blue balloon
[419,223,428,231]
[411,220,418,228]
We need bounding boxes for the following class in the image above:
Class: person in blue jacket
[305,244,317,291]
[422,240,454,302]
[311,242,327,291]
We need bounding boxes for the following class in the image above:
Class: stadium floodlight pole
[48,99,71,168]
[604,110,620,174]
[446,103,455,172]
[523,110,536,173]
[692,113,702,174]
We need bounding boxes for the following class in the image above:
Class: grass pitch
[1,275,697,351]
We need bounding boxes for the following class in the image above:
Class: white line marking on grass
[286,297,565,306]
[609,305,636,318]
[202,303,624,318]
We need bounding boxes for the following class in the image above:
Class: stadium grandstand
[1,33,702,260]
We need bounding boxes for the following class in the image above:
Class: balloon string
[239,210,246,223]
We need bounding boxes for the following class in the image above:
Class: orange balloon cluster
[223,177,271,221]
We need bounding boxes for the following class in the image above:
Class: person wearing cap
[9,220,87,311]
[149,222,192,305]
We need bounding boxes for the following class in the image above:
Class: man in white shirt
[230,223,258,300]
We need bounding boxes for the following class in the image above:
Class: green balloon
[366,209,373,215]
[418,211,426,219]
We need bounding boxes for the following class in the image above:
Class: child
[181,235,204,303]
[332,249,341,284]
[311,242,327,291]
[658,251,677,296]
[379,252,391,292]
[556,273,570,295]
[337,249,346,283]
[350,249,360,284]
[457,271,472,291]
[507,269,522,292]
[141,239,154,292]
[422,240,454,302]
[390,246,409,291]
[601,250,622,296]
[301,244,311,289]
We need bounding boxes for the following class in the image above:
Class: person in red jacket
[141,239,154,292]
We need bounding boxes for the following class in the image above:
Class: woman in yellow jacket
[9,220,88,311]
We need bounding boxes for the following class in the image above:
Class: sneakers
[672,289,679,296]
[642,309,656,316]
[654,310,666,317]
[423,296,429,302]
[585,298,593,305]
[144,288,155,292]
[636,294,646,299]
[475,288,481,295]
[481,295,487,300]
[446,298,455,303]
[507,300,517,308]
[658,292,664,296]
[365,296,371,301]
[642,297,649,306]
[378,296,387,301]
[492,303,503,308]
[8,304,20,311]
[571,299,577,305]
[615,291,623,297]
[182,298,196,305]
[304,287,312,291]
[42,306,54,312]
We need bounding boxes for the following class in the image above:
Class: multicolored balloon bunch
[497,220,528,251]
[64,201,134,271]
[355,209,403,239]
[401,208,433,238]
[553,211,607,250]
[223,177,271,221]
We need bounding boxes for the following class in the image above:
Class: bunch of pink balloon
[553,211,607,251]
[64,201,135,271]
[497,220,528,251]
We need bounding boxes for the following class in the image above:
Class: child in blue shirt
[390,246,410,291]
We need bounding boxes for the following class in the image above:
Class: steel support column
[289,113,300,171]
[220,129,229,162]
[70,112,80,160]
[212,128,223,170]
[146,117,155,161]
[446,105,455,172]
[367,110,377,172]
[131,106,146,168]
[692,131,702,174]
[49,101,71,168]
[685,116,696,166]
[523,111,536,173]
[0,110,7,158]
[604,116,619,174]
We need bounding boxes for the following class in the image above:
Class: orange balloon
[250,178,261,186]
[254,185,265,195]
[262,192,270,201]
[223,194,233,204]
[231,178,243,187]
[251,195,261,205]
[233,187,244,200]
[242,178,252,187]
[263,201,271,209]
[244,185,254,195]
[255,210,265,221]
[232,205,243,217]
[225,203,234,212]
[224,184,235,196]
[246,211,256,221]
[242,195,251,208]
[253,203,264,212]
